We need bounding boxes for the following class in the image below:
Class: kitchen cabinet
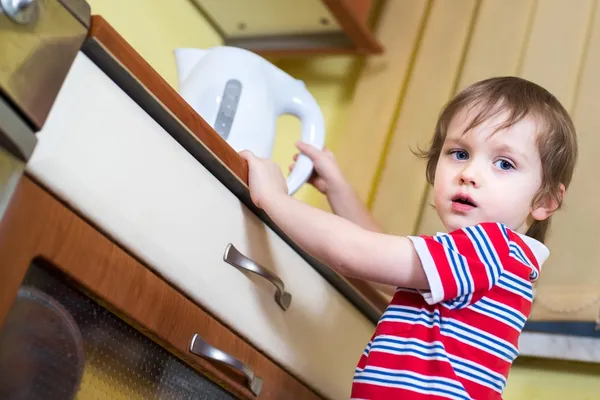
[26,48,374,399]
[1,6,383,399]
[189,0,383,56]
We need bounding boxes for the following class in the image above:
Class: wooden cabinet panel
[529,2,600,323]
[189,0,382,56]
[518,0,594,110]
[0,177,321,399]
[334,0,429,204]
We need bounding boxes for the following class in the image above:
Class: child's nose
[459,164,480,188]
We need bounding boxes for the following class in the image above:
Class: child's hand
[239,150,288,209]
[290,142,347,195]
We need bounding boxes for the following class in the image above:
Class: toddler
[239,77,578,399]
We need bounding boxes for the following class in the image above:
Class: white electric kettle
[174,46,325,195]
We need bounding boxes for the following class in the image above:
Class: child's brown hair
[418,76,578,243]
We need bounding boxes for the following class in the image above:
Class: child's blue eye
[495,159,514,170]
[450,150,469,161]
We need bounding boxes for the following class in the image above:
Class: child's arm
[292,142,383,233]
[242,150,429,289]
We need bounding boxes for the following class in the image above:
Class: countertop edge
[82,18,386,324]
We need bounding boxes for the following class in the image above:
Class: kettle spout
[174,48,208,88]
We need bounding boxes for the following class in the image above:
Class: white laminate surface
[27,52,375,399]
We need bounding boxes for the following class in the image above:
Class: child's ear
[531,184,565,221]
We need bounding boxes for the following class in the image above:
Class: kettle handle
[278,81,325,195]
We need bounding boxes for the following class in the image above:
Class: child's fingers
[295,141,321,159]
[239,150,255,162]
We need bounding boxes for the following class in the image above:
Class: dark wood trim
[0,176,323,399]
[85,15,389,320]
[345,0,373,23]
[322,0,383,54]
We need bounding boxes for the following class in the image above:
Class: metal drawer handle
[189,333,263,396]
[224,243,292,311]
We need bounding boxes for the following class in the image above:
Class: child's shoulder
[419,221,549,276]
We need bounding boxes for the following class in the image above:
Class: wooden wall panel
[417,0,536,236]
[518,0,594,110]
[370,0,478,236]
[454,0,537,92]
[333,0,429,204]
[530,1,600,322]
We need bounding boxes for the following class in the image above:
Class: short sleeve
[511,232,549,282]
[408,222,511,309]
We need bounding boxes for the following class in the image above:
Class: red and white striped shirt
[352,222,549,400]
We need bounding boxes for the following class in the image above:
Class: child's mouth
[452,195,477,211]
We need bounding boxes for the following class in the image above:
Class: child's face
[433,107,546,235]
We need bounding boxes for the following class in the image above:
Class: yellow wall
[87,0,600,399]
[505,358,600,400]
[87,0,222,88]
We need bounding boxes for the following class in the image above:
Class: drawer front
[26,52,374,399]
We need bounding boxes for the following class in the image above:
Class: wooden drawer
[0,177,321,399]
[26,51,374,399]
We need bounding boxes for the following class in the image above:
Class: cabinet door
[0,177,322,400]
